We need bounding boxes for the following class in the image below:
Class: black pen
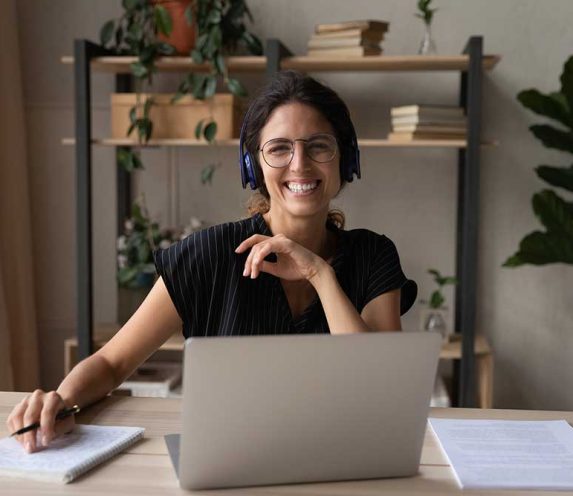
[10,405,81,437]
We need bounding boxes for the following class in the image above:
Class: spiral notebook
[0,425,144,483]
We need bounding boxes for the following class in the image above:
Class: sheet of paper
[429,418,573,490]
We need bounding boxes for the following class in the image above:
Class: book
[118,360,182,398]
[388,131,466,141]
[391,105,465,118]
[315,20,389,34]
[429,418,573,490]
[0,424,144,483]
[391,114,467,126]
[307,46,382,58]
[310,28,385,41]
[392,124,466,134]
[308,36,382,49]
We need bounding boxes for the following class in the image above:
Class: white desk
[1,392,572,494]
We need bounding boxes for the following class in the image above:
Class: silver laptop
[166,332,441,490]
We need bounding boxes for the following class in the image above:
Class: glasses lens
[262,139,293,168]
[306,134,337,163]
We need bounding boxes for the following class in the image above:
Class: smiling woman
[6,70,417,453]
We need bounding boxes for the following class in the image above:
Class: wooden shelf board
[62,137,497,148]
[61,54,500,73]
[60,55,267,73]
[440,334,491,360]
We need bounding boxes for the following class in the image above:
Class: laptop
[165,331,442,490]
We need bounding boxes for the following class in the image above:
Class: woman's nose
[289,141,311,171]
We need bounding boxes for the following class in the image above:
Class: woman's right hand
[5,390,75,453]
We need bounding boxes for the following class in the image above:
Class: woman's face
[257,102,341,222]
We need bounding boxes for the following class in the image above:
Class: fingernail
[42,436,48,446]
[25,442,32,453]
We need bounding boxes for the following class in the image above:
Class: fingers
[234,234,270,254]
[6,390,71,454]
[22,390,44,452]
[39,391,66,446]
[245,242,275,279]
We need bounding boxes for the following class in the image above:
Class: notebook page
[429,418,573,490]
[0,425,144,483]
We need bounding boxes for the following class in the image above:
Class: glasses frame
[257,133,338,169]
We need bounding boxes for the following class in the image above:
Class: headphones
[238,106,361,190]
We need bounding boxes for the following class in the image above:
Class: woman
[7,70,416,453]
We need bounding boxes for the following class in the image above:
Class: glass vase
[418,23,437,55]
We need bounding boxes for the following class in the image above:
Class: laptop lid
[179,332,441,490]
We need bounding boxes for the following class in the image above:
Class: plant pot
[111,93,243,141]
[153,0,195,55]
[420,306,449,342]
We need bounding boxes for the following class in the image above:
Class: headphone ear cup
[244,152,258,190]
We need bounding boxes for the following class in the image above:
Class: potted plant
[503,55,573,267]
[116,195,204,323]
[416,0,438,55]
[100,0,262,177]
[419,268,457,341]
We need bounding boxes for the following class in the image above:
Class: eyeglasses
[257,133,338,168]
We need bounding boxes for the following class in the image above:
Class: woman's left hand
[235,234,328,282]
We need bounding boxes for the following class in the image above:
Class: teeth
[287,181,318,193]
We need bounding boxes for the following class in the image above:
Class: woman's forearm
[56,353,120,409]
[309,263,371,335]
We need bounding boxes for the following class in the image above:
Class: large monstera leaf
[505,56,573,267]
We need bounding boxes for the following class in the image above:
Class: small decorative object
[420,269,457,341]
[503,55,573,267]
[416,0,437,55]
[117,195,204,323]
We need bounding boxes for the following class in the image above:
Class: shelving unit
[67,37,499,407]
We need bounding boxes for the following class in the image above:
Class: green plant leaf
[227,77,247,97]
[122,0,141,11]
[201,164,216,185]
[130,61,148,78]
[191,48,204,64]
[132,152,144,170]
[536,164,573,193]
[191,74,207,99]
[129,106,137,124]
[143,97,154,118]
[203,121,217,142]
[429,290,444,309]
[532,189,573,237]
[184,4,193,25]
[157,42,176,55]
[517,89,571,129]
[214,53,225,74]
[195,119,204,139]
[118,266,139,286]
[530,124,573,153]
[100,20,115,46]
[559,55,573,116]
[154,4,173,36]
[206,9,222,25]
[117,148,134,172]
[204,75,217,98]
[502,230,573,266]
[442,277,458,285]
[241,31,263,55]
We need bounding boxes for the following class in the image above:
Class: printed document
[429,418,573,490]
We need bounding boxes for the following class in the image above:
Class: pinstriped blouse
[154,213,417,338]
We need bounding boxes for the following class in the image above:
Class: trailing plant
[100,0,262,176]
[503,55,573,267]
[117,195,204,288]
[100,0,177,171]
[420,269,457,309]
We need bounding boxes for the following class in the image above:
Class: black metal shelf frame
[73,36,484,407]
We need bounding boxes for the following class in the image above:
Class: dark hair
[243,70,356,228]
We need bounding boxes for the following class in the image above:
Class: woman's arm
[235,234,402,334]
[6,277,181,452]
[310,264,402,334]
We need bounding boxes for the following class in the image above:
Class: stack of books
[388,105,467,141]
[306,19,389,58]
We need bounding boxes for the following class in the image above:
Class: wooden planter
[111,93,243,141]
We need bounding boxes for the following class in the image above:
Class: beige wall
[15,0,573,409]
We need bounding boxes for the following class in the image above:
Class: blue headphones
[238,107,361,190]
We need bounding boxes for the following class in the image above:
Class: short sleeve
[364,234,417,316]
[153,233,199,334]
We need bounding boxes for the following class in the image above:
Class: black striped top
[154,213,417,338]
